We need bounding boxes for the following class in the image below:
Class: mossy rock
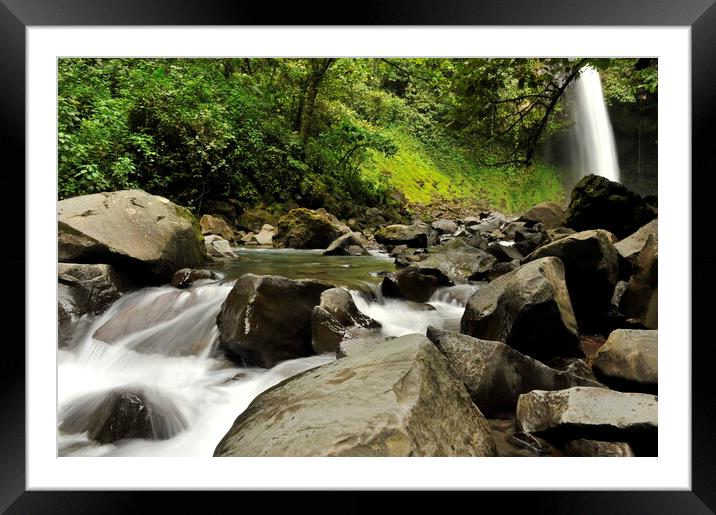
[273,208,350,249]
[566,175,655,239]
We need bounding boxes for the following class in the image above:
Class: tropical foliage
[58,57,657,215]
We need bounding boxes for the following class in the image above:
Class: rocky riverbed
[57,174,659,457]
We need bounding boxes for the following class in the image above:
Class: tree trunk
[298,58,335,146]
[524,59,587,166]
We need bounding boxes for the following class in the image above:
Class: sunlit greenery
[58,57,656,215]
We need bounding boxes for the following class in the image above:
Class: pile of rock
[210,175,659,457]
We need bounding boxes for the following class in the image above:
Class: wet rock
[417,239,497,282]
[311,287,381,353]
[58,190,205,282]
[427,328,601,417]
[311,306,354,354]
[469,212,508,233]
[553,358,600,383]
[546,227,576,243]
[393,247,429,268]
[592,329,657,393]
[58,263,123,347]
[199,214,235,242]
[519,202,565,230]
[216,274,332,367]
[204,234,237,258]
[516,387,657,452]
[58,387,188,444]
[336,335,388,358]
[525,229,620,331]
[564,439,635,457]
[58,263,123,316]
[381,264,452,303]
[513,230,545,256]
[214,334,497,457]
[461,257,582,362]
[486,241,524,262]
[273,208,350,249]
[482,260,519,282]
[614,219,658,264]
[431,219,458,235]
[170,268,216,288]
[322,232,370,256]
[374,222,438,248]
[565,174,656,239]
[318,287,381,329]
[619,233,658,329]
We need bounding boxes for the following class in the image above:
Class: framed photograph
[3,0,713,512]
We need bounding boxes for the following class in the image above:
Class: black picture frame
[2,1,712,512]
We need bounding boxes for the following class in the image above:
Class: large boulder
[374,223,438,248]
[213,334,497,457]
[415,239,497,282]
[336,335,388,358]
[58,190,206,282]
[216,274,333,367]
[519,202,565,230]
[516,387,657,454]
[460,257,582,362]
[565,174,656,239]
[273,208,350,249]
[431,219,458,235]
[592,329,658,393]
[58,263,123,316]
[619,232,658,329]
[311,287,381,353]
[322,232,370,256]
[58,387,188,444]
[614,219,658,264]
[381,264,452,303]
[427,328,601,417]
[525,229,620,331]
[199,214,235,242]
[58,263,123,347]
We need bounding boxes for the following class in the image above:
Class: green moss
[360,128,565,214]
[174,204,204,244]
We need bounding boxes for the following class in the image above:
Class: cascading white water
[571,66,621,183]
[58,249,481,457]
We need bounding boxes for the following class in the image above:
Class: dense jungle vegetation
[58,57,657,217]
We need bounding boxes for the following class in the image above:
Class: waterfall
[570,66,621,183]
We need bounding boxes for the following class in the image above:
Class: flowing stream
[570,66,621,183]
[58,248,477,457]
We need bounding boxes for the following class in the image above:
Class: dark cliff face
[608,97,658,197]
[540,95,657,197]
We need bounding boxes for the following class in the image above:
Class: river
[57,247,478,457]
